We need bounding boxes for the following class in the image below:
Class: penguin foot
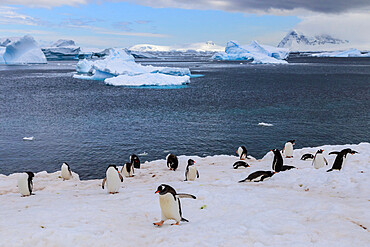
[153,221,164,226]
[171,222,179,226]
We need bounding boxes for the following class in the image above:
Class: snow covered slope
[0,143,368,246]
[0,35,46,64]
[129,41,224,53]
[212,40,289,64]
[311,49,370,57]
[278,30,350,52]
[74,48,191,86]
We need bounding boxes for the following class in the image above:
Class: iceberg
[212,40,289,64]
[74,48,191,86]
[42,39,81,60]
[311,48,370,57]
[0,35,47,64]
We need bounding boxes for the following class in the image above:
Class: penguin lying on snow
[312,149,328,169]
[239,171,275,183]
[233,161,250,169]
[121,162,134,177]
[184,159,199,181]
[61,162,72,180]
[153,184,196,226]
[18,172,34,197]
[102,165,123,194]
[282,140,295,158]
[130,154,140,169]
[236,146,248,160]
[166,154,178,171]
[271,149,296,172]
[327,148,358,172]
[301,153,314,160]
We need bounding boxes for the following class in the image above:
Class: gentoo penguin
[61,162,72,180]
[153,184,196,226]
[121,162,134,177]
[130,154,140,169]
[282,140,295,158]
[233,161,250,169]
[184,159,199,181]
[238,171,275,183]
[271,149,296,172]
[301,153,314,160]
[102,165,123,194]
[312,149,328,169]
[166,154,178,171]
[236,146,248,160]
[327,148,358,172]
[18,172,34,196]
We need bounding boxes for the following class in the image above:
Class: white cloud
[0,0,87,8]
[296,12,370,49]
[0,6,40,25]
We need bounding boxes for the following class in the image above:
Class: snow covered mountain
[278,30,350,52]
[129,41,224,53]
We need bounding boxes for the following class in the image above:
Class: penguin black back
[301,153,314,160]
[233,161,250,169]
[26,171,34,194]
[271,149,283,172]
[239,171,275,183]
[166,154,178,171]
[130,154,140,169]
[327,148,357,172]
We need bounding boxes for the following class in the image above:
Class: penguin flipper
[119,173,123,182]
[327,169,333,172]
[181,218,189,222]
[102,177,106,189]
[238,178,247,183]
[177,194,196,199]
[197,170,199,178]
[325,158,328,166]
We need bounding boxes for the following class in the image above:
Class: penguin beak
[155,190,159,194]
[270,150,273,152]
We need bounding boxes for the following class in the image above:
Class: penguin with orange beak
[236,146,248,160]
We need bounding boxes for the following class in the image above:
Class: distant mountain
[278,30,349,51]
[129,41,224,53]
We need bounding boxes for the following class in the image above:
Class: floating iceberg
[212,40,289,64]
[0,35,47,64]
[74,48,191,86]
[311,48,370,57]
[42,39,81,60]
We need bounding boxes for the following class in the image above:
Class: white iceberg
[258,122,274,127]
[74,48,191,86]
[311,48,370,57]
[0,35,47,64]
[42,39,81,60]
[212,40,289,64]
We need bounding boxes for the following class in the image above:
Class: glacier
[74,48,191,86]
[129,41,224,53]
[212,40,289,64]
[311,48,370,57]
[0,35,47,64]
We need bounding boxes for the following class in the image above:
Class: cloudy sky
[0,0,369,48]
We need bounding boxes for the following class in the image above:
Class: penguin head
[316,149,324,154]
[155,184,176,196]
[125,162,132,168]
[26,171,34,179]
[187,159,195,166]
[63,162,70,168]
[288,140,296,145]
[130,154,139,162]
[270,149,280,154]
[106,165,118,172]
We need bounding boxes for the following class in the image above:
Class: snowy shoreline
[1,142,369,246]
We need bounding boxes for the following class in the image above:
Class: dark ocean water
[0,57,369,179]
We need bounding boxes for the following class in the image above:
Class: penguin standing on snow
[184,159,199,181]
[102,165,123,194]
[166,154,178,171]
[61,162,72,180]
[130,154,140,169]
[18,172,34,197]
[301,153,314,160]
[236,146,248,160]
[121,162,134,177]
[312,149,328,169]
[239,171,275,183]
[153,184,196,226]
[282,140,295,158]
[271,149,295,172]
[327,148,358,172]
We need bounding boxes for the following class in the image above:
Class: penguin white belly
[106,169,121,193]
[284,143,293,157]
[159,194,181,222]
[313,155,326,169]
[187,166,198,181]
[122,164,133,177]
[61,165,71,180]
[18,173,30,196]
